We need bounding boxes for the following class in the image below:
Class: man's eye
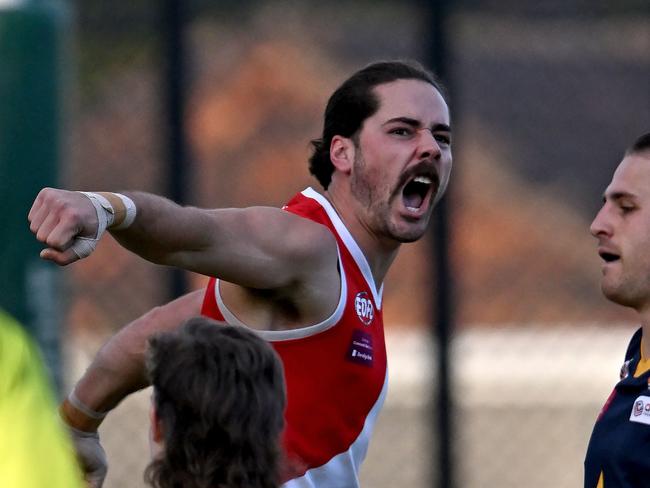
[435,134,451,145]
[390,128,411,136]
[621,205,635,214]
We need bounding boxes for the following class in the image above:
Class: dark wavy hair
[144,317,286,488]
[308,59,446,189]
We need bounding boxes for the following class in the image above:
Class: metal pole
[0,0,71,393]
[163,0,189,298]
[431,197,454,488]
[421,0,455,487]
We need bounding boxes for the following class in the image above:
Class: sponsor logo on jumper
[354,291,374,326]
[634,400,644,416]
[347,329,373,367]
[630,396,650,425]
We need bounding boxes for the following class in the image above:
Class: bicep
[114,197,337,292]
[172,207,338,290]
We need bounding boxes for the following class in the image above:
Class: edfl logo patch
[354,291,374,326]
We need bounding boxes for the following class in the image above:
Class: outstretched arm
[60,290,204,487]
[29,189,337,291]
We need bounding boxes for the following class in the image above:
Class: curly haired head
[144,317,286,488]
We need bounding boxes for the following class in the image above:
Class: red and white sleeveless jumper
[201,187,388,487]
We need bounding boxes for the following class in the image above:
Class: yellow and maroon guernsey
[201,188,388,487]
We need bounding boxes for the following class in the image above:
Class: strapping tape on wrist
[70,192,137,259]
[60,392,107,432]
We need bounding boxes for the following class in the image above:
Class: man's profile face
[349,78,452,244]
[591,150,650,310]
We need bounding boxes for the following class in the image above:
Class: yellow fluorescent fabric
[0,310,83,488]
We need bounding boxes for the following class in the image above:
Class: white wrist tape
[68,390,107,421]
[70,192,137,259]
[80,191,137,231]
[70,236,100,260]
[81,192,113,232]
[111,193,137,230]
[69,193,110,260]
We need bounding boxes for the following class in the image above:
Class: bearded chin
[602,282,643,310]
[395,233,421,244]
[386,218,429,243]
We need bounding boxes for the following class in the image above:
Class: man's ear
[330,135,356,174]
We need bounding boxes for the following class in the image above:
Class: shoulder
[245,206,337,258]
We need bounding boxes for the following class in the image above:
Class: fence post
[163,0,190,299]
[0,0,71,392]
[420,0,455,487]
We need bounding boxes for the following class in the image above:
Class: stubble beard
[350,153,376,213]
[601,270,650,311]
[350,152,428,244]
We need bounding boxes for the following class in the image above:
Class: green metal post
[0,0,70,392]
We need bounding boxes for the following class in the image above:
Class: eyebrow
[383,117,451,133]
[603,191,637,202]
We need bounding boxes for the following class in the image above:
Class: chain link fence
[60,0,650,486]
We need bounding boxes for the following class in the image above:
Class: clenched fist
[28,188,100,265]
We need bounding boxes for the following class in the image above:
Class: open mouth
[402,174,438,212]
[599,251,620,263]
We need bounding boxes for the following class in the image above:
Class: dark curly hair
[144,317,286,488]
[308,59,446,189]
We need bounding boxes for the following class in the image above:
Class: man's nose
[416,128,441,160]
[590,206,611,238]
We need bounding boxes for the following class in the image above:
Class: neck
[323,187,400,286]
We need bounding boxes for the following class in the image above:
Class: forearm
[68,290,205,417]
[117,201,339,288]
[110,192,216,269]
[29,188,214,268]
[30,187,335,290]
[73,332,150,414]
